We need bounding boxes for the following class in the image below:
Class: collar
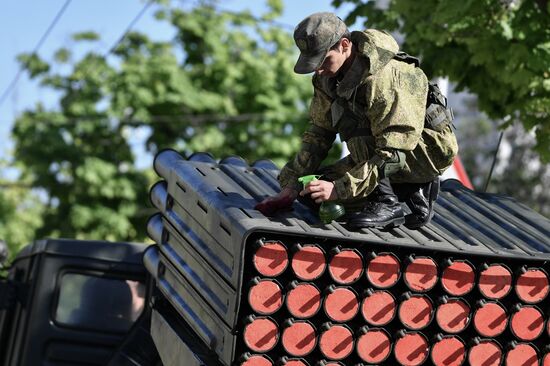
[336,53,369,99]
[335,30,399,99]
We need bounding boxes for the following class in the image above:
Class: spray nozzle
[298,175,321,187]
[297,175,345,224]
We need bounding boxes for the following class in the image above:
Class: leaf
[54,48,71,63]
[154,9,167,20]
[16,53,50,78]
[499,19,513,40]
[72,31,100,41]
[265,0,283,18]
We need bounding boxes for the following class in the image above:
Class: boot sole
[404,219,429,230]
[404,178,439,230]
[404,211,435,230]
[348,216,405,229]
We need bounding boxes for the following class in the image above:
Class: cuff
[278,167,302,192]
[333,176,352,201]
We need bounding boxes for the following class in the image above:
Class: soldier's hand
[300,180,337,203]
[254,188,298,216]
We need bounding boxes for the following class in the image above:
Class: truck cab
[0,238,151,366]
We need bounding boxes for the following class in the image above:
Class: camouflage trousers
[315,125,458,212]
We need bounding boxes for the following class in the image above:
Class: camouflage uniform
[279,29,458,211]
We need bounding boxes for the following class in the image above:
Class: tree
[109,1,312,166]
[491,125,550,217]
[5,0,315,250]
[0,180,44,260]
[334,0,550,161]
[459,116,550,217]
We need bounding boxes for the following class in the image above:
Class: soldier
[255,12,458,229]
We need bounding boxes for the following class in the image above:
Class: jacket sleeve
[278,77,337,192]
[332,63,428,200]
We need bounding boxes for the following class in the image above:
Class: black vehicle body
[0,239,220,366]
[1,150,550,366]
[0,239,161,366]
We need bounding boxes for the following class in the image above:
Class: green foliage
[54,48,71,63]
[265,0,284,20]
[12,107,149,243]
[16,53,50,77]
[72,31,100,41]
[0,190,44,260]
[0,168,44,260]
[104,3,312,163]
[334,0,550,161]
[5,1,313,252]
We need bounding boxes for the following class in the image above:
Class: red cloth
[254,195,294,216]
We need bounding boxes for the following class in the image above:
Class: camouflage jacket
[279,29,430,200]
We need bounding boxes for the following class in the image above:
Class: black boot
[393,178,440,229]
[347,178,405,229]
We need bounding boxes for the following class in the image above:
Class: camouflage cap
[293,12,348,74]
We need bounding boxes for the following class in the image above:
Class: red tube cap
[435,298,470,334]
[367,253,401,288]
[280,359,308,366]
[431,336,466,366]
[404,257,438,292]
[505,343,539,366]
[467,340,502,366]
[478,264,512,300]
[324,287,359,322]
[318,324,354,360]
[286,283,321,319]
[248,279,283,315]
[328,249,363,284]
[510,306,545,341]
[398,295,434,330]
[473,302,508,337]
[243,317,279,352]
[292,245,326,281]
[441,260,475,296]
[394,332,429,366]
[253,241,288,277]
[282,321,317,357]
[241,354,273,366]
[516,268,549,304]
[362,290,397,326]
[356,329,391,364]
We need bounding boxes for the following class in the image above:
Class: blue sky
[0,0,354,173]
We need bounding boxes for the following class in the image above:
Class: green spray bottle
[298,175,346,224]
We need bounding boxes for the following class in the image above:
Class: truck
[1,148,550,366]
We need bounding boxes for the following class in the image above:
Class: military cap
[293,12,348,74]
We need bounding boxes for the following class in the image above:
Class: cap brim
[294,50,327,74]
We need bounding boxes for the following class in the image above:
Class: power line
[0,0,154,110]
[1,2,298,127]
[0,0,72,108]
[105,0,155,57]
[213,5,295,31]
[102,2,294,57]
[0,112,308,127]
